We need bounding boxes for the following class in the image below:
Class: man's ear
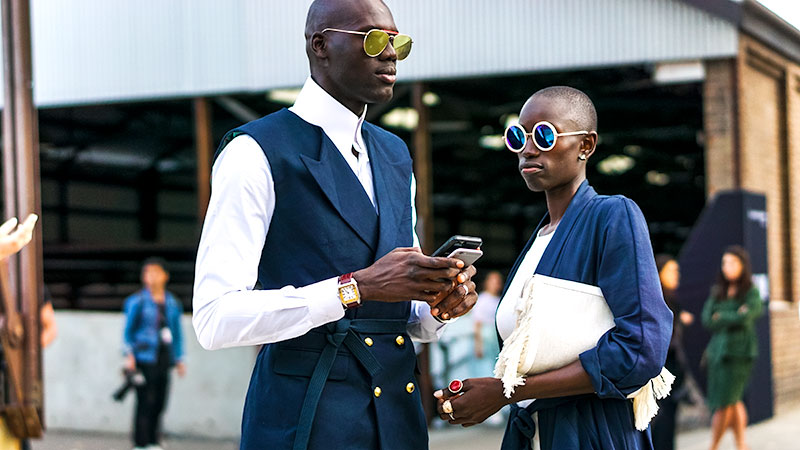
[581,131,598,159]
[310,32,328,60]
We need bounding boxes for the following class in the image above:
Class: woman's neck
[543,177,584,231]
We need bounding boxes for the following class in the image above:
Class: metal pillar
[0,0,44,439]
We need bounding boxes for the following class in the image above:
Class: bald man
[192,1,478,448]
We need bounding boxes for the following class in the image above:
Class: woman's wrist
[504,378,530,405]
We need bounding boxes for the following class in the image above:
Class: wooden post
[412,83,433,251]
[411,82,437,422]
[0,0,44,440]
[194,97,213,223]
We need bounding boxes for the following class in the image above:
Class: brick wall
[771,303,800,412]
[737,37,791,304]
[786,67,800,305]
[704,34,800,413]
[703,59,737,197]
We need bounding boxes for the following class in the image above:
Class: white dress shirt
[193,77,444,351]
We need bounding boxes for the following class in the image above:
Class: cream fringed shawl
[494,274,675,431]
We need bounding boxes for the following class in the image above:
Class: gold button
[406,382,415,394]
[364,337,374,347]
[395,335,405,346]
[374,386,382,398]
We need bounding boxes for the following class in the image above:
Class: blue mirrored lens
[506,126,526,150]
[534,124,555,149]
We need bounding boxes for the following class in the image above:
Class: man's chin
[366,86,394,105]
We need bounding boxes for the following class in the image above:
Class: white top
[495,226,556,418]
[192,77,443,351]
[496,227,557,342]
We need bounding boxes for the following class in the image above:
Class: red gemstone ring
[448,379,464,395]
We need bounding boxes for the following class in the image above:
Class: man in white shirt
[192,0,477,448]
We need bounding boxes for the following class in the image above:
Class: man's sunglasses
[504,121,589,152]
[322,28,413,60]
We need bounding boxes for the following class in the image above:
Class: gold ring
[442,399,453,414]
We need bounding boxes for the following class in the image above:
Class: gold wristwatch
[337,272,362,310]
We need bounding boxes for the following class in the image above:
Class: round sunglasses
[504,121,589,153]
[322,28,413,60]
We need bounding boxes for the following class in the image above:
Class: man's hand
[429,265,478,320]
[354,248,464,303]
[0,214,37,261]
[125,354,136,372]
[176,362,187,378]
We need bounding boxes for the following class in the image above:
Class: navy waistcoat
[215,109,427,450]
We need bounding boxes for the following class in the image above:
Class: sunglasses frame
[504,121,589,153]
[321,28,413,60]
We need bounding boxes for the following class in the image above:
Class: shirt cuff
[407,301,450,343]
[302,277,346,326]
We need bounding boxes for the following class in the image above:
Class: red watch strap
[338,272,354,284]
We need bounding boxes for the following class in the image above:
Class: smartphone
[447,248,483,267]
[432,235,482,257]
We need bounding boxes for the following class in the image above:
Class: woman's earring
[578,153,587,161]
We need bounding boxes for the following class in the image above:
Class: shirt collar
[289,77,369,160]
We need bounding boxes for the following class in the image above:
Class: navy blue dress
[500,181,673,450]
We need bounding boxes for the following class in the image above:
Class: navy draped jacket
[500,181,673,450]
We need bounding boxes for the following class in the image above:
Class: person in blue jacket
[123,257,186,450]
[435,87,673,449]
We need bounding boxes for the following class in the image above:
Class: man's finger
[433,284,470,317]
[446,289,477,319]
[419,267,462,281]
[387,247,422,255]
[448,298,477,319]
[415,254,465,270]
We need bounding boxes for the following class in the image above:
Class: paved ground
[31,406,800,450]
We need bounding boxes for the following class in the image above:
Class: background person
[651,254,694,450]
[702,246,763,450]
[471,271,502,376]
[123,257,186,450]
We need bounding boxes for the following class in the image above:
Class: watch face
[341,285,357,302]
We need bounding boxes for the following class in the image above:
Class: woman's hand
[0,214,37,261]
[434,377,509,427]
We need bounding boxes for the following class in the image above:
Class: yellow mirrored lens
[393,34,412,60]
[364,30,389,57]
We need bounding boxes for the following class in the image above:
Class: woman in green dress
[702,246,763,450]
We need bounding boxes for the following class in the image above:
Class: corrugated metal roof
[1,0,738,107]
